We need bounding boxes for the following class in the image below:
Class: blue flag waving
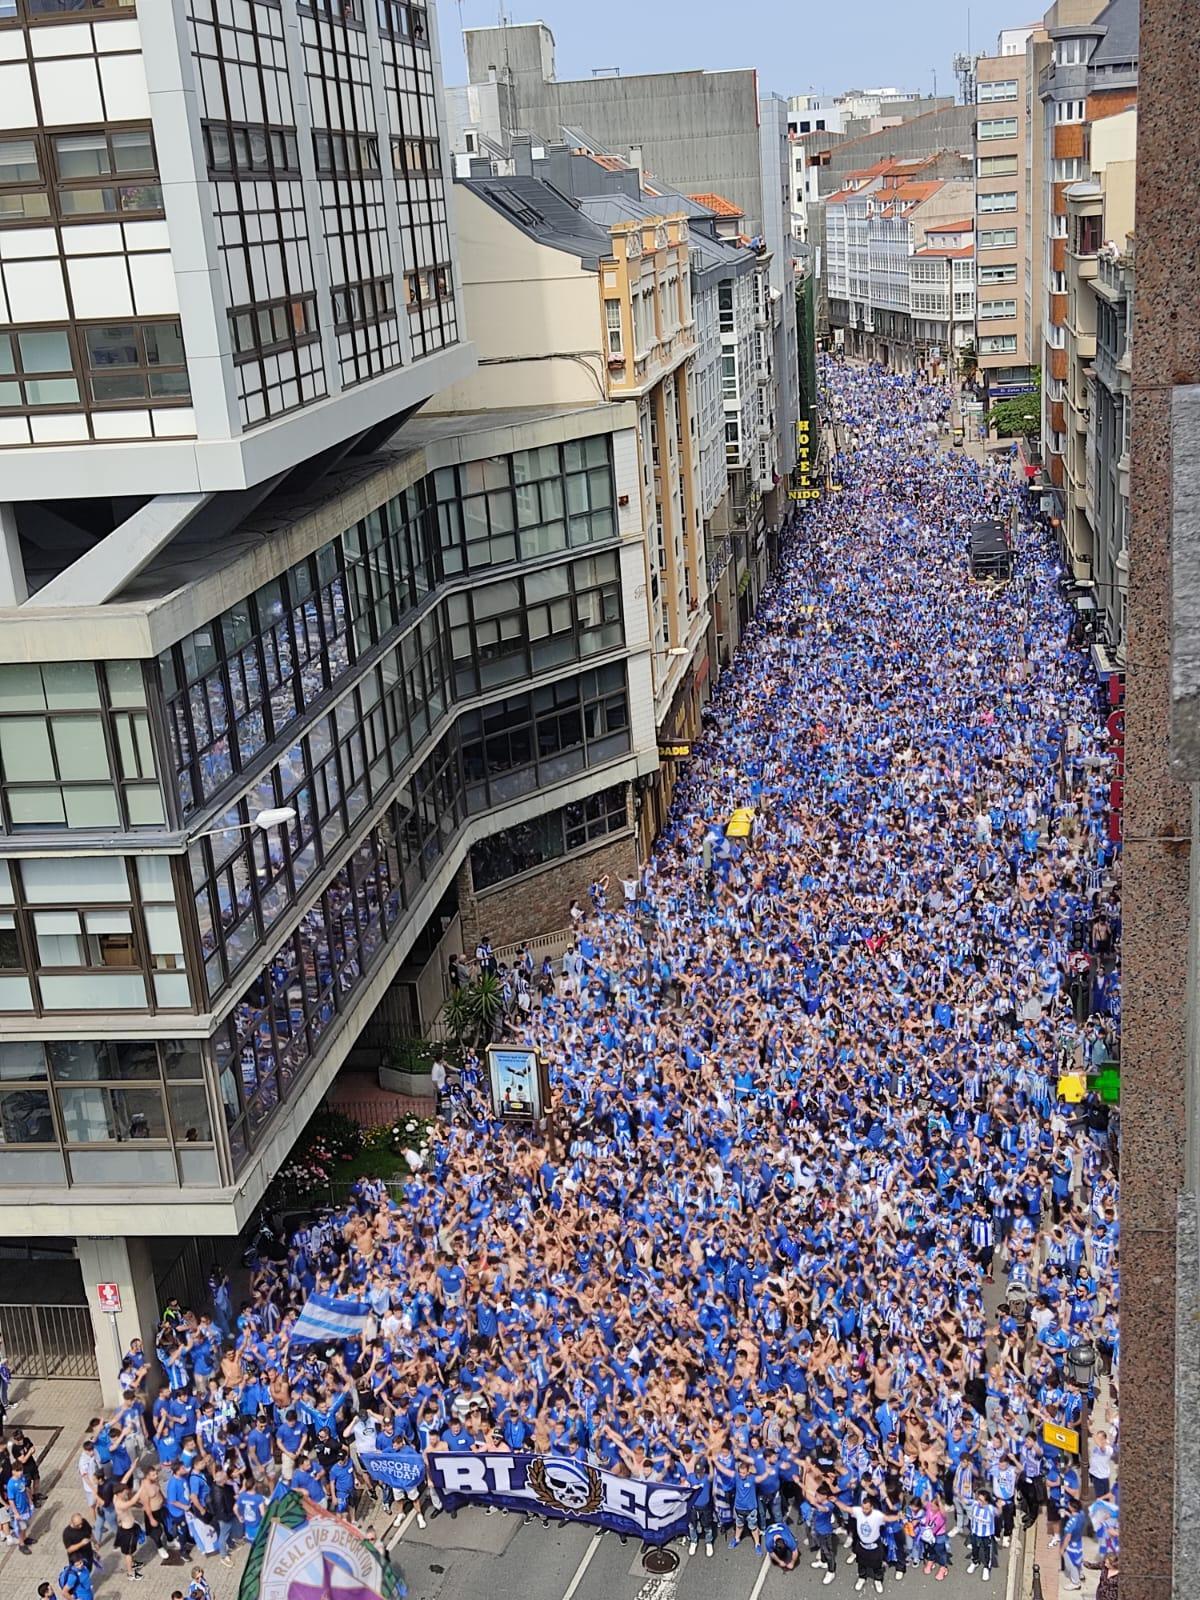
[289,1293,370,1346]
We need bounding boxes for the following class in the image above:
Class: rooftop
[688,191,745,218]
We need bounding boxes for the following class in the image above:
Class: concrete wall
[819,106,978,189]
[423,188,602,412]
[1122,0,1197,1594]
[464,24,765,231]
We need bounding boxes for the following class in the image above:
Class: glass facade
[158,436,618,818]
[0,660,165,832]
[470,782,631,892]
[0,854,190,1016]
[0,432,636,1191]
[212,674,629,1171]
[0,1037,216,1190]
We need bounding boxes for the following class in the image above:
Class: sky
[438,1,1033,100]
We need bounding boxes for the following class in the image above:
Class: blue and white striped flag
[289,1292,370,1345]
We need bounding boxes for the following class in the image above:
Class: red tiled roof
[586,153,629,172]
[915,245,975,258]
[688,191,744,218]
[928,219,975,232]
[893,181,942,201]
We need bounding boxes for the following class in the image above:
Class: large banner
[426,1451,697,1545]
[239,1489,405,1600]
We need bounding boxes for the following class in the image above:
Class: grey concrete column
[0,503,27,606]
[75,1237,162,1408]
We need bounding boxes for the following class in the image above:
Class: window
[979,264,1018,284]
[231,298,319,359]
[979,227,1018,250]
[0,661,164,832]
[331,278,395,331]
[605,299,623,359]
[48,127,162,220]
[1053,158,1084,183]
[84,322,190,405]
[978,118,1018,140]
[469,782,629,891]
[978,155,1018,178]
[978,79,1019,103]
[1074,214,1102,255]
[1056,100,1086,123]
[390,137,442,178]
[0,329,78,409]
[4,0,136,15]
[203,123,301,179]
[979,191,1018,213]
[1,851,188,1011]
[377,0,429,42]
[313,129,381,177]
[979,334,1018,354]
[1055,37,1088,66]
[980,299,1018,319]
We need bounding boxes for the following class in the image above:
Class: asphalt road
[382,1504,1013,1600]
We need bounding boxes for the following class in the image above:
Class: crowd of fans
[11,362,1120,1600]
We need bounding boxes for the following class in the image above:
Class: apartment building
[0,0,473,528]
[910,219,976,364]
[974,31,1040,398]
[1088,234,1133,661]
[1036,0,1137,559]
[825,158,974,369]
[1060,101,1135,596]
[453,21,801,533]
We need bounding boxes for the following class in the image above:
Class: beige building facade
[975,31,1042,397]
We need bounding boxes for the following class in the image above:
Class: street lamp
[654,645,690,660]
[193,806,297,841]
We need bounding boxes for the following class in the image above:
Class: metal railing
[0,1302,97,1380]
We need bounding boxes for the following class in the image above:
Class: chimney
[510,133,534,177]
[630,144,644,187]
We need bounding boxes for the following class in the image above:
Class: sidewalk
[0,1372,401,1600]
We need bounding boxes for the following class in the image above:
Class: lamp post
[192,806,297,842]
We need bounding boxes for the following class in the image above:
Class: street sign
[97,1282,122,1313]
[1093,1065,1121,1105]
[1042,1422,1080,1455]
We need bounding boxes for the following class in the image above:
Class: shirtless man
[137,1467,172,1562]
[113,1481,144,1580]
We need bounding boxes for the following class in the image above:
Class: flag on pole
[289,1292,370,1345]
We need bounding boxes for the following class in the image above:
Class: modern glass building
[0,0,664,1399]
[0,402,656,1394]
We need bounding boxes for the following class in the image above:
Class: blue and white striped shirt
[969,1501,997,1538]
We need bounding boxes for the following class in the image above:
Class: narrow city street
[0,358,1119,1600]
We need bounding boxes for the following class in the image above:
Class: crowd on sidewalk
[5,362,1120,1600]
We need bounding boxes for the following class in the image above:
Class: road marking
[383,1506,417,1553]
[560,1530,605,1600]
[745,1553,772,1600]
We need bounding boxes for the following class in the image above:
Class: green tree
[987,368,1042,438]
[958,340,978,381]
[467,971,506,1046]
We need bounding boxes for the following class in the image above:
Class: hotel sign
[790,417,821,501]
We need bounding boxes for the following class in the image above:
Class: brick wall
[459,829,639,953]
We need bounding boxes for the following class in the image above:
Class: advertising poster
[486,1043,545,1120]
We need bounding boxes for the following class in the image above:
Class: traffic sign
[97,1282,122,1313]
[1043,1422,1080,1455]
